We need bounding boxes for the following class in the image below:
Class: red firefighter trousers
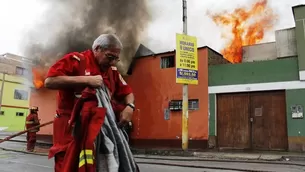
[26,132,36,151]
[49,114,74,172]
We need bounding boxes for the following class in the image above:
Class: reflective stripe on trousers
[79,149,94,167]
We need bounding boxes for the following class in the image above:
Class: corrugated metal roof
[134,44,155,58]
[126,44,224,74]
[127,44,155,75]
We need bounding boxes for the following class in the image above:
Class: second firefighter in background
[25,106,40,152]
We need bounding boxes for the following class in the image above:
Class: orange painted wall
[126,48,209,140]
[30,88,57,135]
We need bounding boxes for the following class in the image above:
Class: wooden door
[251,91,288,150]
[217,93,251,149]
[217,90,288,151]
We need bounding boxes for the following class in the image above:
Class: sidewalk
[193,151,305,161]
[0,131,52,145]
[0,131,51,155]
[0,138,49,155]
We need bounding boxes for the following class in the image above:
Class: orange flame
[208,0,277,63]
[32,67,47,89]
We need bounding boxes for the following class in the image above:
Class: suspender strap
[108,68,116,99]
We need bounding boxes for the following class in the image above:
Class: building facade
[0,53,33,131]
[208,5,305,152]
[30,46,215,149]
[125,46,216,149]
[30,88,56,136]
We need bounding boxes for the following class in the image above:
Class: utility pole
[0,73,5,112]
[182,0,189,151]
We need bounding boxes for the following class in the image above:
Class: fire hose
[0,120,54,144]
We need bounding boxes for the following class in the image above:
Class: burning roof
[208,0,277,63]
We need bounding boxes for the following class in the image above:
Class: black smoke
[22,0,150,74]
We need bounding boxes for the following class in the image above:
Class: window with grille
[16,112,24,116]
[169,99,199,111]
[169,100,182,111]
[14,89,28,100]
[161,55,175,68]
[189,99,199,110]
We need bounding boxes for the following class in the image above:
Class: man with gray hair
[45,34,137,171]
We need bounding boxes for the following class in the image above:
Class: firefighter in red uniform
[25,106,40,152]
[44,34,135,172]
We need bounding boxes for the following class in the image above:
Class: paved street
[1,140,305,171]
[138,164,238,172]
[136,158,305,172]
[0,150,238,172]
[1,147,305,172]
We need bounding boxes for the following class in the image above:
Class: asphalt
[2,131,305,163]
[1,148,305,172]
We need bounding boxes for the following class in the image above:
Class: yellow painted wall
[2,84,30,108]
[0,73,32,131]
[0,107,28,131]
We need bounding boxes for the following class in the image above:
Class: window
[16,67,24,75]
[16,67,28,76]
[16,112,24,116]
[161,55,175,68]
[169,99,199,111]
[169,100,182,111]
[14,89,28,100]
[0,111,4,115]
[189,99,199,110]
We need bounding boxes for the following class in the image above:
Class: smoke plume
[22,0,150,75]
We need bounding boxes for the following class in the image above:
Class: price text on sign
[175,33,198,85]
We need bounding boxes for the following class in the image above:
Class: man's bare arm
[44,76,90,89]
[124,93,135,104]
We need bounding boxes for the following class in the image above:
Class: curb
[193,153,283,161]
[131,149,305,163]
[136,161,273,172]
[0,138,53,147]
[0,146,48,156]
[282,155,305,161]
[134,155,305,167]
[0,139,52,146]
[131,149,195,157]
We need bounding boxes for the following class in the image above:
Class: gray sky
[0,0,304,56]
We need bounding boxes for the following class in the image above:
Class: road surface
[1,148,305,172]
